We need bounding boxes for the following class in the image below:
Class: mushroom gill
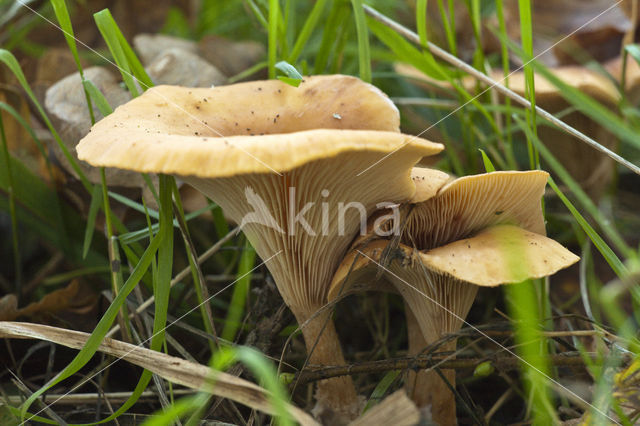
[76,75,444,421]
[330,171,579,425]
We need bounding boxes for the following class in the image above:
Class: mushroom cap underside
[329,224,579,300]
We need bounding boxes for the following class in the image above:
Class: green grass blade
[415,0,427,47]
[505,280,557,424]
[479,149,496,172]
[222,239,256,342]
[363,370,400,412]
[93,9,139,96]
[50,0,96,124]
[82,79,114,115]
[20,231,164,420]
[351,0,371,83]
[517,0,539,169]
[314,0,348,74]
[235,347,293,426]
[288,0,328,63]
[366,17,450,80]
[268,0,280,79]
[82,184,102,259]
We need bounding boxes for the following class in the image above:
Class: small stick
[293,351,614,386]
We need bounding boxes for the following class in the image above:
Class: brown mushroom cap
[331,224,578,336]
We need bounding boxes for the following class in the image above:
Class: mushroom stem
[405,306,457,425]
[291,306,360,423]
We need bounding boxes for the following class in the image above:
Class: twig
[363,5,640,176]
[293,351,613,386]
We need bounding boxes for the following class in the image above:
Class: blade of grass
[287,0,328,63]
[90,174,176,424]
[222,239,256,342]
[172,180,218,354]
[479,149,496,172]
[93,9,139,96]
[314,0,349,74]
[20,230,164,420]
[82,184,102,259]
[351,0,371,83]
[50,0,96,124]
[268,0,280,79]
[363,370,400,412]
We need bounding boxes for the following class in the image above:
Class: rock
[198,35,265,78]
[44,66,145,188]
[146,48,226,87]
[133,33,198,65]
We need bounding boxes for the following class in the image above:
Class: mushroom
[396,63,620,199]
[76,75,444,421]
[329,170,579,424]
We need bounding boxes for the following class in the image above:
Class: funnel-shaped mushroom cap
[77,74,402,172]
[76,75,443,312]
[333,171,549,299]
[422,224,580,286]
[76,75,444,419]
[404,170,549,249]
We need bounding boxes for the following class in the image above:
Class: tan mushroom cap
[404,170,549,250]
[395,63,620,104]
[77,74,411,176]
[409,167,451,203]
[78,128,440,178]
[419,224,580,286]
[75,74,445,420]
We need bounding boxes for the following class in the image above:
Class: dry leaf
[0,321,318,426]
[0,280,97,322]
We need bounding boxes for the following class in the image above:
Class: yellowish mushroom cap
[395,63,620,104]
[409,167,452,203]
[418,224,580,286]
[404,170,549,249]
[75,76,446,420]
[330,224,578,333]
[330,171,551,300]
